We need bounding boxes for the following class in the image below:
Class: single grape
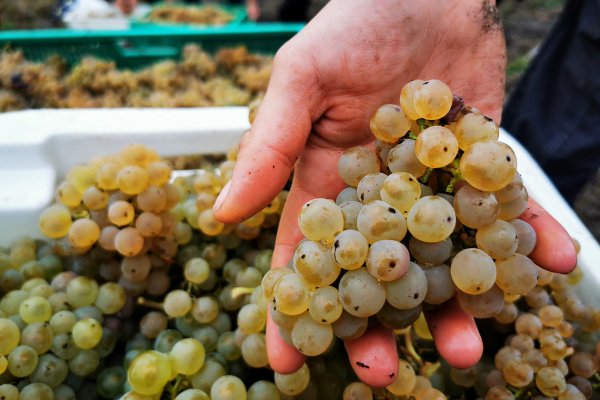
[340,201,363,231]
[476,220,518,259]
[298,198,344,243]
[273,273,312,316]
[339,268,386,317]
[450,248,496,295]
[39,205,72,239]
[460,140,517,192]
[0,320,18,354]
[108,200,135,226]
[164,289,193,318]
[407,196,456,242]
[237,303,266,334]
[8,345,38,377]
[293,240,340,287]
[399,79,425,120]
[366,239,410,281]
[247,380,280,400]
[19,296,52,323]
[387,359,417,395]
[211,375,247,400]
[274,363,310,396]
[357,200,407,243]
[332,311,368,340]
[357,173,387,204]
[127,350,171,395]
[384,262,428,309]
[456,285,504,318]
[376,302,421,330]
[333,230,369,271]
[170,338,206,376]
[536,366,566,396]
[370,104,411,142]
[495,254,538,295]
[191,296,220,324]
[510,219,537,256]
[453,185,500,229]
[336,187,359,204]
[448,110,499,150]
[338,147,380,187]
[114,227,144,257]
[291,313,333,356]
[415,126,458,168]
[309,286,343,324]
[387,139,427,177]
[380,172,421,214]
[413,80,453,120]
[423,264,455,304]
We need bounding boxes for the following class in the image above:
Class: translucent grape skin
[475,220,518,259]
[376,302,421,330]
[211,375,247,400]
[274,363,310,396]
[333,230,369,271]
[338,268,386,317]
[456,285,504,318]
[423,264,455,305]
[127,350,172,396]
[273,273,312,316]
[412,79,453,120]
[338,147,380,187]
[291,313,334,356]
[415,126,459,168]
[384,262,428,309]
[453,185,500,229]
[450,248,496,295]
[309,286,343,324]
[357,173,387,204]
[298,198,344,243]
[399,79,425,120]
[409,237,452,265]
[460,140,517,192]
[39,205,72,239]
[387,139,427,177]
[357,200,407,243]
[370,104,411,143]
[495,254,538,295]
[380,172,421,215]
[293,240,340,287]
[510,219,537,256]
[448,110,499,150]
[366,239,410,281]
[332,311,368,340]
[407,196,456,243]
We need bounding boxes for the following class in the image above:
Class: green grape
[448,110,499,150]
[21,322,54,354]
[384,262,428,309]
[476,220,518,259]
[115,227,145,257]
[95,327,117,358]
[495,254,538,295]
[237,304,266,335]
[121,255,152,282]
[387,139,427,178]
[118,165,149,195]
[261,268,293,301]
[1,289,30,316]
[498,186,529,220]
[357,200,407,243]
[293,240,340,287]
[332,230,369,271]
[140,311,168,340]
[387,359,416,395]
[154,329,182,353]
[298,198,344,243]
[39,255,63,281]
[366,239,410,281]
[176,389,210,400]
[223,259,247,283]
[415,126,458,168]
[170,338,206,375]
[198,209,225,236]
[8,345,38,377]
[502,358,533,387]
[370,104,411,142]
[423,264,455,305]
[211,375,247,400]
[376,302,421,330]
[338,268,386,317]
[72,318,103,350]
[409,237,452,266]
[450,248,496,295]
[247,380,280,400]
[453,185,500,229]
[340,201,363,231]
[0,384,18,400]
[128,350,171,395]
[68,218,100,248]
[0,318,20,355]
[357,172,387,204]
[135,211,163,237]
[68,349,100,376]
[66,276,98,308]
[273,273,312,316]
[48,292,70,314]
[51,333,78,360]
[336,187,359,205]
[185,258,211,284]
[274,363,310,396]
[399,79,425,120]
[235,267,263,288]
[192,296,219,324]
[254,250,273,275]
[190,360,226,393]
[407,196,456,243]
[309,286,343,324]
[137,186,167,213]
[557,384,586,400]
[568,352,597,378]
[74,305,103,324]
[30,353,68,388]
[510,219,537,256]
[97,366,127,398]
[108,200,135,226]
[19,382,54,400]
[460,140,517,192]
[39,205,72,239]
[494,172,523,203]
[380,172,421,215]
[164,290,192,318]
[343,381,373,400]
[338,147,380,187]
[50,313,77,337]
[240,333,268,368]
[412,79,453,120]
[95,282,126,314]
[456,285,504,318]
[291,313,333,356]
[217,332,241,361]
[535,366,566,397]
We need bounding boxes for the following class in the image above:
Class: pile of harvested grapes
[0,45,270,111]
[146,5,235,26]
[0,79,597,399]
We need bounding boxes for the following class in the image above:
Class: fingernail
[214,181,231,211]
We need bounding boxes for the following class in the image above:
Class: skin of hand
[246,0,260,21]
[115,0,137,15]
[212,0,531,387]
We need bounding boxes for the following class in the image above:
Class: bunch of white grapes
[266,79,541,360]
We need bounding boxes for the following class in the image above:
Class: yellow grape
[39,205,72,239]
[72,318,103,349]
[370,104,411,143]
[414,126,458,168]
[68,218,100,248]
[459,140,517,192]
[413,80,453,120]
[128,350,172,395]
[118,165,149,195]
[399,79,425,120]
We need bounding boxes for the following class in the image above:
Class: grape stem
[407,131,418,140]
[398,326,440,377]
[168,374,184,399]
[137,297,163,310]
[442,159,463,193]
[231,286,254,298]
[419,168,433,184]
[416,118,434,131]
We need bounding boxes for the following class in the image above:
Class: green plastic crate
[0,23,303,69]
[132,4,248,28]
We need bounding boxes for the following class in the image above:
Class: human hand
[115,0,136,15]
[213,0,574,388]
[246,0,260,21]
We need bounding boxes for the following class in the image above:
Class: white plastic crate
[0,108,598,306]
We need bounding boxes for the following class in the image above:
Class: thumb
[213,48,323,223]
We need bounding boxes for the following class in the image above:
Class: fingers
[266,310,305,374]
[213,49,323,224]
[519,198,577,274]
[344,325,399,388]
[424,297,483,369]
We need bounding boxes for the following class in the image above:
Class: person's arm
[213,0,572,386]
